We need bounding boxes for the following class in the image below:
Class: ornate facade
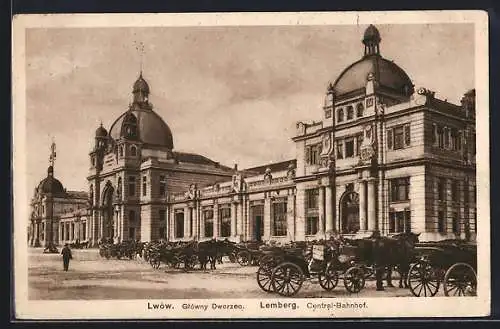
[28,25,477,247]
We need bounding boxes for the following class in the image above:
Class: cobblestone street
[27,248,429,300]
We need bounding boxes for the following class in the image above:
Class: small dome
[133,73,150,94]
[37,166,66,196]
[95,124,108,137]
[363,24,381,44]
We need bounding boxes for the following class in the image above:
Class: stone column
[213,203,219,239]
[199,208,205,239]
[264,197,272,240]
[359,180,367,231]
[238,198,244,239]
[34,222,40,247]
[245,199,251,240]
[192,204,198,240]
[318,187,325,237]
[367,179,376,231]
[184,206,191,239]
[231,203,237,237]
[287,194,296,241]
[325,186,333,233]
[99,212,104,240]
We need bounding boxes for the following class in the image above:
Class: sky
[24,23,475,193]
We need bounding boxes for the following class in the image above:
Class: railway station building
[29,25,477,247]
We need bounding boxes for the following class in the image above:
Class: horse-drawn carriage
[256,241,368,297]
[99,240,143,260]
[408,240,477,297]
[256,233,420,297]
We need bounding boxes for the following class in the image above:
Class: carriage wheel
[271,262,304,297]
[228,252,237,263]
[343,266,366,293]
[319,262,339,291]
[256,258,278,293]
[237,251,251,266]
[444,263,477,297]
[259,254,274,266]
[150,257,161,269]
[408,261,440,297]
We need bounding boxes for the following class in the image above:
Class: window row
[387,124,411,150]
[305,143,322,165]
[337,103,364,123]
[432,124,463,151]
[125,175,167,198]
[437,210,467,235]
[118,144,139,157]
[437,178,461,203]
[336,134,364,159]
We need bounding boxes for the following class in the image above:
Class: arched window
[130,145,137,156]
[346,106,354,120]
[337,108,344,123]
[356,103,364,117]
[119,145,124,157]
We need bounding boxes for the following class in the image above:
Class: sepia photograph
[12,11,490,319]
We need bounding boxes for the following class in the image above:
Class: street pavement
[28,248,424,300]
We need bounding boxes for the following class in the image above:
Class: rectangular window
[272,201,287,236]
[438,178,446,201]
[451,128,458,150]
[394,126,405,150]
[159,175,166,197]
[457,131,463,151]
[204,208,214,237]
[451,180,459,202]
[219,206,231,237]
[345,138,355,158]
[390,178,410,202]
[356,134,364,156]
[432,124,437,145]
[389,210,411,233]
[189,208,193,237]
[404,124,411,146]
[306,189,319,209]
[175,212,184,238]
[82,223,86,240]
[129,210,136,222]
[387,129,393,149]
[452,212,460,234]
[159,227,165,239]
[142,176,147,196]
[129,227,136,239]
[444,127,450,148]
[61,224,65,241]
[336,140,343,159]
[128,176,136,197]
[438,126,444,148]
[306,216,318,235]
[438,211,446,233]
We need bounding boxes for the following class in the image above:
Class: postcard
[12,10,490,319]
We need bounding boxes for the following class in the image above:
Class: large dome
[108,109,174,149]
[331,25,414,98]
[332,56,414,97]
[37,166,66,196]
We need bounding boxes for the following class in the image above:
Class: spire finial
[49,137,56,172]
[134,41,145,75]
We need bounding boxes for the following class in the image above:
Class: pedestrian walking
[61,243,73,271]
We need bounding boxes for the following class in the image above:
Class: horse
[343,231,420,291]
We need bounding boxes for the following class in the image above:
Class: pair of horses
[341,232,421,291]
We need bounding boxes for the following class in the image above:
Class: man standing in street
[61,243,73,271]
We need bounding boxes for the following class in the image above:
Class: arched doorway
[102,184,115,241]
[340,191,360,234]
